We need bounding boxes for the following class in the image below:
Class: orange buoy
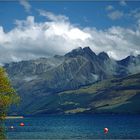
[104,128,109,134]
[20,122,25,126]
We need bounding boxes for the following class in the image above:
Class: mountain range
[3,47,140,115]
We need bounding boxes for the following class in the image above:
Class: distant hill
[3,47,140,115]
[8,72,139,115]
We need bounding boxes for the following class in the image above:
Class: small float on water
[10,126,14,129]
[20,122,25,126]
[104,128,109,134]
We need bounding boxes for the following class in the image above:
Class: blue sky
[0,0,140,63]
[0,1,140,31]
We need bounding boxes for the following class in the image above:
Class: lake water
[5,114,140,139]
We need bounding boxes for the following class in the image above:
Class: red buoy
[20,122,24,126]
[104,128,109,134]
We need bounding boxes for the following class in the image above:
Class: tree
[0,67,19,119]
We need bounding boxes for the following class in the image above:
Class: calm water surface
[5,114,140,139]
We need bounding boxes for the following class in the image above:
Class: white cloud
[0,10,140,64]
[38,9,69,22]
[120,0,127,6]
[83,16,89,23]
[108,10,124,20]
[19,0,31,13]
[128,8,140,19]
[106,5,114,11]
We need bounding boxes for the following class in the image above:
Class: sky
[0,0,140,64]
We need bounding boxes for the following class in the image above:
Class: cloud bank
[19,0,31,13]
[0,10,140,64]
[107,10,124,20]
[119,0,127,6]
[106,5,114,11]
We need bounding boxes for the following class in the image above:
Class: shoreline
[5,116,24,119]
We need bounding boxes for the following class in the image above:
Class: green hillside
[21,73,140,115]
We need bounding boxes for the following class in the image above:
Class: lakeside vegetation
[0,67,19,139]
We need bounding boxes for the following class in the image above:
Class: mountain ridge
[9,73,140,115]
[3,46,140,115]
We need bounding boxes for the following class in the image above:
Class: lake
[5,114,140,139]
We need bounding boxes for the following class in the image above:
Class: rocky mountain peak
[65,47,84,57]
[118,55,137,66]
[4,46,140,115]
[98,52,109,60]
[83,46,96,56]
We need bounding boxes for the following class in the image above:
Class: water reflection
[0,119,5,139]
